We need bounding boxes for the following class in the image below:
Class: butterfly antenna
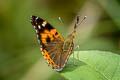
[58,17,63,23]
[58,17,65,28]
[78,16,87,27]
[72,15,87,39]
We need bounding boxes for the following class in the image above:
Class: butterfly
[30,15,86,71]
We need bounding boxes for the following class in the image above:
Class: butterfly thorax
[63,34,74,51]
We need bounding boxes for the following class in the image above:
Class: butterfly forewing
[31,16,67,70]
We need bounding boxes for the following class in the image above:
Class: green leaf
[60,50,120,80]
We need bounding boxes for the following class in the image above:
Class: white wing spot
[36,17,39,20]
[37,35,39,38]
[38,25,41,29]
[41,52,43,55]
[38,40,40,44]
[35,29,39,33]
[42,24,45,27]
[41,52,44,56]
[42,21,47,27]
[40,48,42,51]
[34,26,36,28]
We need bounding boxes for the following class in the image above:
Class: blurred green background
[0,0,120,80]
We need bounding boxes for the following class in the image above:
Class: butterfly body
[30,15,80,71]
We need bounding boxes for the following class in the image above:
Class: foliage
[61,51,120,80]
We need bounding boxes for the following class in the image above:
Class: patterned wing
[30,16,64,70]
[60,34,74,69]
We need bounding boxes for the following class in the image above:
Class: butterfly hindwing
[61,34,74,68]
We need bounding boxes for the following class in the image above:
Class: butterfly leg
[76,45,80,60]
[58,17,63,23]
[58,16,65,28]
[77,51,79,60]
[73,52,75,65]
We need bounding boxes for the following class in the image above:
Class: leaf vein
[83,61,110,80]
